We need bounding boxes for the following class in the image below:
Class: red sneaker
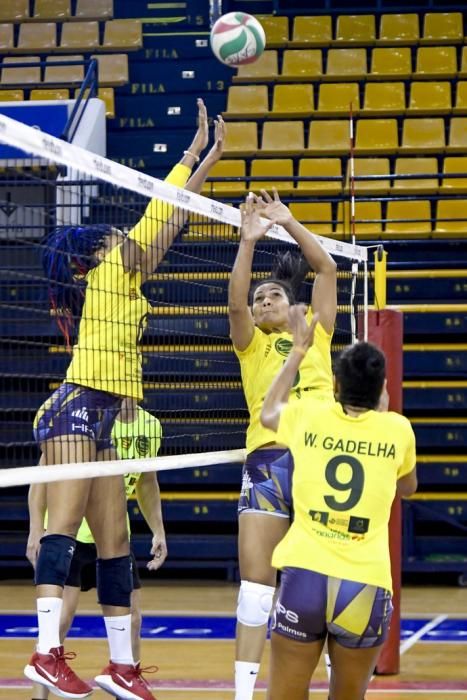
[95,661,158,700]
[24,645,93,698]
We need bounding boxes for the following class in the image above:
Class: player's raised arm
[228,195,276,351]
[185,114,225,195]
[261,307,319,432]
[252,188,337,333]
[123,100,225,278]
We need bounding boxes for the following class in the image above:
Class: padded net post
[367,309,403,675]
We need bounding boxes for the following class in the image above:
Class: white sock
[235,660,260,700]
[36,597,63,653]
[104,614,134,665]
[324,652,332,680]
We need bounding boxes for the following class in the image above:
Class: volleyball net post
[367,297,403,674]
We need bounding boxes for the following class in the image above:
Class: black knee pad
[35,534,76,587]
[96,555,133,607]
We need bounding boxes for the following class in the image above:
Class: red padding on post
[367,309,403,675]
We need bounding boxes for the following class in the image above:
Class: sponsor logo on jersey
[135,435,150,456]
[274,338,293,358]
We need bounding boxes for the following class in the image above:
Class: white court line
[0,608,235,616]
[4,608,466,618]
[399,614,448,655]
[404,612,464,618]
[0,684,466,694]
[417,640,467,645]
[154,691,463,696]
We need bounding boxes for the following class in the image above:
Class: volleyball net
[0,112,369,485]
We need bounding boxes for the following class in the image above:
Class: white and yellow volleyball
[210,12,266,67]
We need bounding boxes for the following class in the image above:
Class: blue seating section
[1,274,467,305]
[114,0,210,26]
[1,345,467,380]
[114,94,227,130]
[3,417,467,452]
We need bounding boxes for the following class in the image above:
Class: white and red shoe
[95,661,158,700]
[24,645,93,698]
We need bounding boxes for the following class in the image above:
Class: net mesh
[0,113,368,479]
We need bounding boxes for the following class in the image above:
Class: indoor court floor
[0,581,465,699]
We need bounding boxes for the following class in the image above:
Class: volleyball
[210,12,266,67]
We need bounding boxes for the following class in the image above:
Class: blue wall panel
[113,94,226,129]
[134,35,212,60]
[125,58,231,93]
[114,0,210,27]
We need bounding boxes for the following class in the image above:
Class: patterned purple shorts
[272,567,393,648]
[238,448,294,518]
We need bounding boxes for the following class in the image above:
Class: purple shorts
[272,567,393,648]
[238,448,293,518]
[33,382,121,452]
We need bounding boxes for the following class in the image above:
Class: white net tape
[0,113,367,263]
[0,113,369,489]
[0,449,246,488]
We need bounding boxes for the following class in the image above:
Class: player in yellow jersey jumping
[25,100,225,700]
[27,399,165,700]
[260,307,417,700]
[228,191,337,699]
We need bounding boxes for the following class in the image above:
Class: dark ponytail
[250,250,310,304]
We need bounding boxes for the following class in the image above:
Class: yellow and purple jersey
[272,399,416,592]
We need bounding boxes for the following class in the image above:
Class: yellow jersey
[233,313,334,453]
[272,399,416,592]
[66,163,191,400]
[75,406,163,544]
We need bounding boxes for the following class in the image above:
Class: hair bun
[271,250,309,296]
[366,355,382,375]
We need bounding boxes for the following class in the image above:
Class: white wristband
[183,150,200,163]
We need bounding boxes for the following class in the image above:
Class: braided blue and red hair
[42,224,112,348]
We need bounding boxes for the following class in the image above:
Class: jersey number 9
[324,455,365,511]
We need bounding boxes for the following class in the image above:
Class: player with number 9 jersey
[261,324,417,700]
[272,397,415,592]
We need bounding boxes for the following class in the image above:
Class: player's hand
[288,305,319,352]
[250,188,293,227]
[188,98,209,158]
[147,531,168,571]
[205,115,226,163]
[240,193,276,243]
[26,529,44,569]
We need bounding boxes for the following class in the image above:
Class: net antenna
[348,102,368,342]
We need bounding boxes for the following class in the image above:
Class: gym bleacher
[0,0,466,584]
